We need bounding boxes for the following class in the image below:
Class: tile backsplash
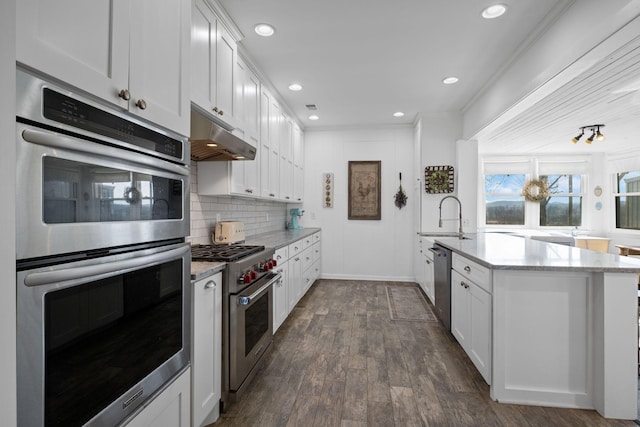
[189,162,287,245]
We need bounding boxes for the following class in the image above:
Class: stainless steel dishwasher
[430,244,452,331]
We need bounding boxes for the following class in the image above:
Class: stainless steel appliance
[430,244,453,331]
[191,243,280,411]
[189,108,257,161]
[15,68,189,260]
[15,67,191,427]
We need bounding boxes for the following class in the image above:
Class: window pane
[540,174,581,194]
[540,196,582,226]
[484,174,525,194]
[616,195,640,230]
[486,196,524,225]
[617,170,640,193]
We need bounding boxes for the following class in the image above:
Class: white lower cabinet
[124,368,191,427]
[272,232,321,332]
[191,272,222,427]
[451,262,492,385]
[274,260,289,332]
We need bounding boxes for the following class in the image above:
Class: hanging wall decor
[348,161,381,220]
[522,179,549,202]
[424,165,454,193]
[323,172,334,208]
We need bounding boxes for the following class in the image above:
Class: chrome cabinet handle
[204,280,216,289]
[269,193,275,197]
[245,189,253,193]
[213,107,219,113]
[461,281,469,289]
[135,99,147,110]
[294,257,300,261]
[218,109,224,116]
[464,266,471,273]
[426,259,431,264]
[276,255,282,260]
[118,89,131,100]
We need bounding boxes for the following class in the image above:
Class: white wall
[1,0,17,424]
[416,112,463,233]
[302,126,414,281]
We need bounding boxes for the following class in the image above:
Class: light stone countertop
[190,228,321,280]
[245,228,321,249]
[190,261,225,281]
[433,232,640,273]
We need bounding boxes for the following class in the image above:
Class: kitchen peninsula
[434,233,640,420]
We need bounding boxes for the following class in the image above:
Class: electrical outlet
[216,213,221,223]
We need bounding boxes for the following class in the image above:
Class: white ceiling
[217,0,640,155]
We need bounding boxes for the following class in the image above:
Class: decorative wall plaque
[323,172,334,208]
[424,165,454,193]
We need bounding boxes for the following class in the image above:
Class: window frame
[612,170,640,231]
[480,157,589,231]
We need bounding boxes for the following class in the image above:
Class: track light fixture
[571,124,605,144]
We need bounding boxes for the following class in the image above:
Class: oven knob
[241,272,252,284]
[250,270,258,280]
[272,259,277,267]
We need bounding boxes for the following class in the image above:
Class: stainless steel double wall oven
[15,68,191,427]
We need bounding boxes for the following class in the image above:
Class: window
[481,157,589,229]
[484,174,525,225]
[539,175,582,226]
[615,170,640,230]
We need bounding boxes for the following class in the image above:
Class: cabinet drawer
[275,246,289,264]
[302,247,313,272]
[313,232,321,244]
[312,242,321,263]
[302,235,313,250]
[452,253,492,293]
[288,239,303,258]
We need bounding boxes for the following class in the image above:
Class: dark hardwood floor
[210,280,636,427]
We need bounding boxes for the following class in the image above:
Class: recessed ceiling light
[309,115,319,121]
[393,112,405,117]
[206,143,218,147]
[482,4,507,19]
[254,23,275,37]
[442,77,459,85]
[288,83,303,91]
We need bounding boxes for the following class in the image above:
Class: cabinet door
[279,158,293,201]
[125,368,191,427]
[451,270,470,350]
[215,24,236,125]
[288,254,302,312]
[191,273,222,427]
[17,0,129,109]
[274,262,289,332]
[424,254,435,304]
[129,0,190,135]
[191,0,216,114]
[469,283,491,384]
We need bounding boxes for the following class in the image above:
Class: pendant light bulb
[585,129,596,144]
[571,130,584,144]
[596,126,605,141]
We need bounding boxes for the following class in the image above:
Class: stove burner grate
[191,244,265,262]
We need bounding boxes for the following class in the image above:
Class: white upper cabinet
[191,0,238,128]
[18,0,191,136]
[292,124,304,203]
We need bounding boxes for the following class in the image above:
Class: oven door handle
[23,245,189,287]
[21,128,190,176]
[238,273,281,305]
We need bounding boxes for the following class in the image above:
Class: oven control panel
[238,258,277,284]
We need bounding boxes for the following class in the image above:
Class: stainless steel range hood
[189,109,256,161]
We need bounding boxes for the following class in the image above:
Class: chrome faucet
[438,195,463,236]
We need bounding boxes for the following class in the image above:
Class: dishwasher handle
[428,247,445,257]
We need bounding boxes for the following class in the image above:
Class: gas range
[191,241,280,412]
[191,244,277,293]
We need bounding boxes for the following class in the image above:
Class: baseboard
[318,273,415,283]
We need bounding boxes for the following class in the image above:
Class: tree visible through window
[539,175,582,226]
[615,170,640,230]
